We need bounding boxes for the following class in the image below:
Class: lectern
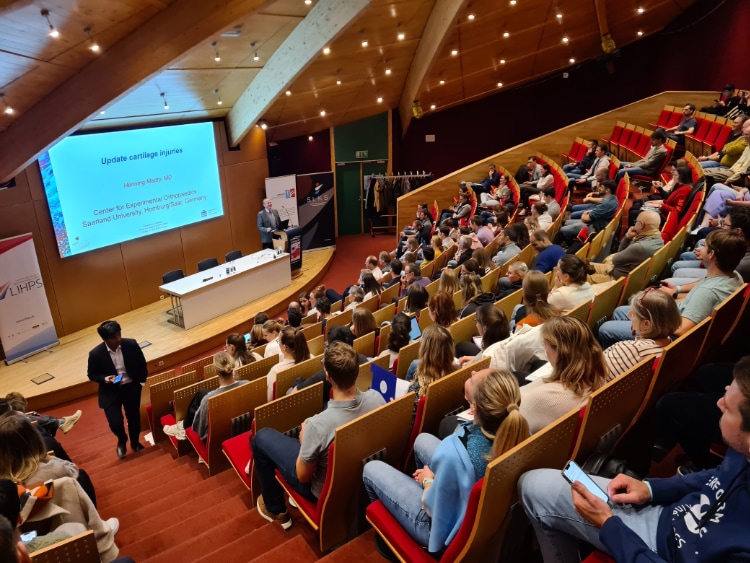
[273,226,303,273]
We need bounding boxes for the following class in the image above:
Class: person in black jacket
[87,320,148,458]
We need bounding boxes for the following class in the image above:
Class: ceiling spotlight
[41,9,59,38]
[562,36,569,43]
[305,0,312,4]
[468,13,475,21]
[258,120,268,130]
[320,109,326,116]
[637,30,644,36]
[569,57,576,63]
[361,40,368,48]
[397,32,405,41]
[336,79,342,85]
[285,90,292,96]
[497,82,503,87]
[510,0,516,5]
[377,96,383,103]
[323,46,330,55]
[385,68,392,75]
[211,42,220,62]
[308,135,313,141]
[430,104,436,110]
[451,49,458,56]
[84,27,100,52]
[500,58,506,64]
[1,94,14,115]
[636,6,645,14]
[503,31,510,38]
[439,79,445,85]
[213,89,222,105]
[160,92,169,110]
[99,110,105,115]
[556,13,563,19]
[250,42,260,61]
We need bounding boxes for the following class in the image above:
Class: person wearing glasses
[598,229,746,349]
[602,289,682,380]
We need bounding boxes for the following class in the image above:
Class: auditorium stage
[0,248,335,411]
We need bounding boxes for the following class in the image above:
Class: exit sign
[355,150,368,159]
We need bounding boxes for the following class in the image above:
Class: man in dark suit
[87,320,148,458]
[257,198,282,249]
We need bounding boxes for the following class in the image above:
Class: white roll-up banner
[0,234,59,364]
[264,174,299,227]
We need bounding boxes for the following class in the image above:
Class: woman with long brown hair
[265,326,310,401]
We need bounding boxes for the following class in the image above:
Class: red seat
[712,124,732,153]
[655,108,672,128]
[666,111,682,128]
[583,553,615,563]
[222,430,253,489]
[403,396,427,467]
[626,131,642,156]
[635,133,651,157]
[693,116,713,143]
[159,413,181,450]
[185,426,208,461]
[275,443,334,528]
[632,143,673,184]
[366,478,485,563]
[602,123,623,152]
[562,139,584,163]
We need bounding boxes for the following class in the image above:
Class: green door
[336,162,363,235]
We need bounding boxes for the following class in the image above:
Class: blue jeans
[597,305,634,349]
[559,220,585,244]
[251,427,317,514]
[616,165,646,182]
[700,161,723,170]
[664,271,707,285]
[362,433,441,548]
[519,469,662,562]
[571,204,594,220]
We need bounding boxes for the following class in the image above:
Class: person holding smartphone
[518,356,750,563]
[87,320,148,459]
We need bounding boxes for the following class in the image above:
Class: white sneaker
[287,496,298,509]
[59,410,82,434]
[163,421,186,440]
[106,517,120,536]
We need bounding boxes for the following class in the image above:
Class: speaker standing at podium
[257,198,282,250]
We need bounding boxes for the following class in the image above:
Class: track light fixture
[160,92,169,110]
[211,42,220,62]
[41,9,59,38]
[250,42,260,61]
[84,27,100,52]
[1,94,14,115]
[258,119,268,130]
[213,89,222,105]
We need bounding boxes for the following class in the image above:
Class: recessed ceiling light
[361,40,368,48]
[336,79,342,85]
[497,82,503,87]
[468,13,475,21]
[636,6,645,14]
[305,0,312,4]
[500,58,506,64]
[285,90,291,96]
[377,97,383,103]
[439,79,445,85]
[637,30,643,36]
[397,32,405,40]
[562,36,569,43]
[323,47,330,55]
[430,104,436,110]
[503,31,510,38]
[451,49,458,56]
[509,0,516,5]
[385,68,391,75]
[320,109,326,116]
[308,135,313,141]
[569,57,575,63]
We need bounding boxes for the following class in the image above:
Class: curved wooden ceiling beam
[398,0,467,136]
[0,0,270,182]
[226,0,372,147]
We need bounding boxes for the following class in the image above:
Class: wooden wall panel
[121,229,186,309]
[179,213,234,276]
[225,159,268,253]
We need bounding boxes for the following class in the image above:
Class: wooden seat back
[449,312,477,343]
[149,370,197,443]
[696,284,747,366]
[326,308,354,331]
[308,334,326,357]
[373,302,396,326]
[30,530,99,563]
[181,354,214,379]
[356,354,390,392]
[481,268,500,294]
[396,340,421,379]
[563,299,591,323]
[359,294,380,313]
[495,288,523,321]
[353,331,376,357]
[618,258,651,307]
[377,323,392,355]
[171,376,220,456]
[587,277,625,333]
[299,322,323,340]
[235,355,279,382]
[379,283,400,308]
[275,355,325,397]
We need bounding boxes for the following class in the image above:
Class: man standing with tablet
[87,320,148,458]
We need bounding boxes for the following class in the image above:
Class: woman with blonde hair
[192,351,248,441]
[548,254,595,314]
[520,316,608,433]
[428,291,458,327]
[406,325,456,404]
[262,320,284,359]
[248,324,266,348]
[430,235,443,260]
[458,272,495,318]
[351,308,377,337]
[265,326,310,401]
[438,267,460,296]
[225,333,259,368]
[603,288,682,379]
[514,270,558,329]
[363,368,529,552]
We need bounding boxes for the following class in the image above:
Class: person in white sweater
[520,317,608,434]
[548,255,596,314]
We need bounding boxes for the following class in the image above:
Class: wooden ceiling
[0,0,694,181]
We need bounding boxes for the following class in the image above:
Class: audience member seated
[456,304,510,360]
[492,227,522,266]
[448,235,474,269]
[656,102,697,145]
[529,230,565,274]
[519,164,554,211]
[360,272,383,301]
[307,286,326,317]
[265,327,310,401]
[405,325,457,412]
[615,130,668,182]
[400,262,430,297]
[697,179,750,231]
[471,215,495,247]
[520,316,607,434]
[570,181,605,219]
[563,139,597,178]
[402,284,429,316]
[350,309,377,338]
[314,296,332,329]
[438,267,460,295]
[252,342,385,530]
[603,288,682,380]
[378,251,393,274]
[377,313,412,370]
[531,202,553,230]
[567,144,610,193]
[343,286,365,312]
[588,210,663,284]
[0,415,118,561]
[248,324,266,348]
[701,83,746,116]
[496,261,528,298]
[542,187,561,220]
[438,225,456,251]
[365,254,384,281]
[297,291,311,316]
[384,261,403,287]
[548,255,595,314]
[287,307,302,328]
[524,216,540,238]
[4,392,80,437]
[457,273,495,318]
[192,352,248,441]
[519,356,750,562]
[460,162,500,196]
[697,114,748,170]
[459,258,481,278]
[472,247,494,275]
[703,118,750,187]
[598,229,745,348]
[488,271,552,379]
[556,181,618,247]
[363,369,529,554]
[479,174,514,213]
[428,291,458,327]
[225,333,260,368]
[262,320,283,359]
[449,193,472,226]
[628,159,692,225]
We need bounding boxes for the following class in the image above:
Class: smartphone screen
[113,374,123,384]
[562,460,610,505]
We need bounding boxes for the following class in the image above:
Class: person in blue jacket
[518,355,750,562]
[363,369,530,554]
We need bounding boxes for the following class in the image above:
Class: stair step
[247,534,319,563]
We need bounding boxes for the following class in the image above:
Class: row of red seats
[649,105,733,156]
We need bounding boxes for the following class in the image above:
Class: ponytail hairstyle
[558,254,595,285]
[213,351,236,378]
[472,369,530,461]
[522,271,556,321]
[226,333,255,366]
[279,326,310,364]
[248,324,265,347]
[475,304,510,349]
[262,320,283,339]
